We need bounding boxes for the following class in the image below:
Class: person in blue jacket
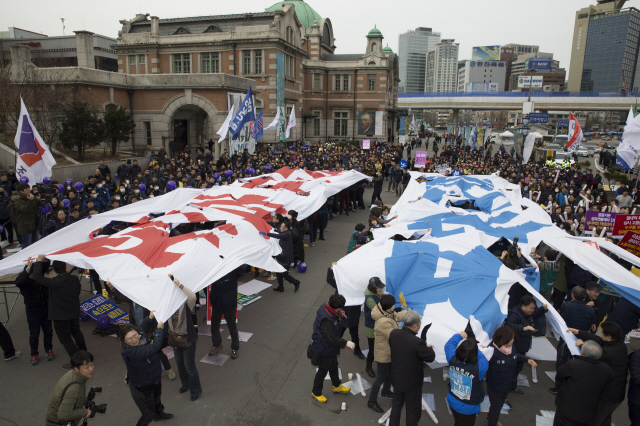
[486,326,536,426]
[120,311,173,425]
[445,331,489,426]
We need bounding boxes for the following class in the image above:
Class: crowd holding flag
[14,97,56,186]
[251,109,264,142]
[285,108,296,139]
[565,112,583,153]
[229,87,255,141]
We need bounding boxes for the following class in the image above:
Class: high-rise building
[567,0,640,92]
[507,52,566,92]
[398,27,441,92]
[425,39,459,92]
[457,59,506,92]
[499,44,539,91]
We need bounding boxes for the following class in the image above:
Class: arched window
[173,27,191,35]
[203,25,221,33]
[372,43,377,53]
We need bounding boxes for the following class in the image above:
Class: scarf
[324,302,344,318]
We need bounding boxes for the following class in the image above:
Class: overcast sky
[3,0,638,76]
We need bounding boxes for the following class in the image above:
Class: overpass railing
[399,91,640,98]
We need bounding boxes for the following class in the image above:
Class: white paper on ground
[236,304,243,311]
[343,376,372,395]
[227,331,253,342]
[424,376,432,383]
[517,374,530,388]
[237,279,272,295]
[422,393,436,411]
[536,416,554,426]
[162,347,174,360]
[316,368,342,381]
[526,337,557,361]
[200,353,229,366]
[539,410,555,418]
[545,371,556,383]
[480,396,509,414]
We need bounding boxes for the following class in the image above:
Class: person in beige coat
[367,294,411,413]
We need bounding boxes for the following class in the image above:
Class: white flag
[410,114,417,132]
[264,109,281,131]
[285,108,296,138]
[14,97,56,186]
[216,108,235,141]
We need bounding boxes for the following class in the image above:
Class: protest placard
[585,211,617,232]
[80,294,128,323]
[435,163,451,175]
[363,139,370,149]
[619,231,640,257]
[613,214,640,236]
[414,151,428,167]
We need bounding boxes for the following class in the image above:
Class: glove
[394,307,402,313]
[259,232,267,235]
[420,323,432,342]
[346,341,356,350]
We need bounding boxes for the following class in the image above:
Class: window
[372,43,377,53]
[138,55,146,64]
[254,50,262,74]
[286,106,293,118]
[173,53,191,73]
[129,55,136,64]
[285,55,294,78]
[342,74,349,91]
[313,111,321,136]
[313,73,321,90]
[334,111,348,136]
[335,74,341,91]
[368,74,375,91]
[286,26,294,44]
[243,50,251,75]
[204,25,221,33]
[201,52,219,73]
[143,121,152,145]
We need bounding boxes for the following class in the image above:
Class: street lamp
[482,118,488,158]
[517,114,530,181]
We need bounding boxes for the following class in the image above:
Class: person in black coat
[565,258,593,295]
[388,310,435,426]
[607,297,640,336]
[289,210,305,266]
[554,341,614,426]
[33,255,87,366]
[309,294,354,403]
[629,347,640,425]
[260,219,300,292]
[486,326,536,426]
[504,294,548,396]
[567,321,628,426]
[16,258,53,365]
[208,264,248,360]
[552,286,596,393]
[120,313,173,425]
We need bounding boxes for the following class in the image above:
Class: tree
[103,105,135,155]
[58,102,103,160]
[603,166,629,187]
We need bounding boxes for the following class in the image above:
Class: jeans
[130,381,164,426]
[369,362,392,403]
[0,321,16,359]
[53,318,87,357]
[276,263,298,289]
[487,386,508,426]
[211,308,239,351]
[312,366,340,396]
[389,388,422,426]
[27,310,53,356]
[20,230,39,249]
[173,343,201,398]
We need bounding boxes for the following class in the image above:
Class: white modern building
[398,27,441,93]
[425,39,459,92]
[457,59,506,92]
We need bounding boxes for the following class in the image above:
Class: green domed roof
[265,1,322,28]
[367,24,383,39]
[382,44,393,54]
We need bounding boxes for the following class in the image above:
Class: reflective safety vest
[546,160,555,167]
[562,160,571,168]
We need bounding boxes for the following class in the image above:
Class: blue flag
[251,109,263,141]
[229,87,255,141]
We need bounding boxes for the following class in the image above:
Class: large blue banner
[528,58,552,70]
[229,87,255,140]
[276,53,286,142]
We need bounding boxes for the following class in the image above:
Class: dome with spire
[382,44,393,54]
[367,24,383,39]
[265,1,322,29]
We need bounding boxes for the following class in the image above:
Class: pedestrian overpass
[398,92,640,112]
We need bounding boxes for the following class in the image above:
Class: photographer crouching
[45,350,106,425]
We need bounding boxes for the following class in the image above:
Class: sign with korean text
[619,231,640,257]
[363,139,371,149]
[599,279,622,298]
[414,151,428,167]
[435,163,451,174]
[80,294,128,323]
[528,113,549,124]
[585,211,617,232]
[613,214,640,236]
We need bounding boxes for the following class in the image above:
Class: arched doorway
[161,93,218,156]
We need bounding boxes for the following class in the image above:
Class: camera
[508,237,520,260]
[81,387,107,423]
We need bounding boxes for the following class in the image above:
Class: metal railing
[399,91,640,98]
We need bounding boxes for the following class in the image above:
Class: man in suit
[388,311,435,426]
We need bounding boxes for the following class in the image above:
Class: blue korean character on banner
[452,169,461,176]
[399,160,408,169]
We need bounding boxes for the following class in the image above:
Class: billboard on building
[517,75,543,88]
[471,46,501,61]
[358,111,376,136]
[527,58,552,70]
[466,82,499,93]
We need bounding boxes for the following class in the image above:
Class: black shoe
[179,387,188,394]
[504,399,513,409]
[353,350,365,360]
[294,281,300,292]
[273,286,284,292]
[191,395,200,401]
[512,388,525,396]
[549,387,559,395]
[154,412,174,421]
[380,390,393,398]
[319,238,325,241]
[367,400,384,413]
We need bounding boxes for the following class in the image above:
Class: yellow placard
[398,292,407,309]
[632,267,640,277]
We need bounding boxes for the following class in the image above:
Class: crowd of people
[1,133,640,425]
